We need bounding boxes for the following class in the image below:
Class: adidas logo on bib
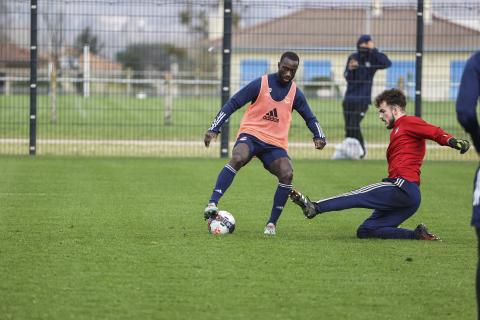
[263,108,279,123]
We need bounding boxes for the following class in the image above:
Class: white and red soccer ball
[207,210,236,235]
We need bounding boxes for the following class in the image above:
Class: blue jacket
[343,48,391,105]
[456,51,480,152]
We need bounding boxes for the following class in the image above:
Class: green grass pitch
[0,156,477,319]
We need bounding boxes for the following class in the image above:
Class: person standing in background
[333,34,391,160]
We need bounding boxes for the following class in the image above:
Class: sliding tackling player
[291,88,470,240]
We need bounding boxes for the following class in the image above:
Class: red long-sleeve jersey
[387,115,452,184]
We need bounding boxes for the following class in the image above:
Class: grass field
[0,94,469,143]
[0,156,477,319]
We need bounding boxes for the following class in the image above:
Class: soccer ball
[207,210,236,235]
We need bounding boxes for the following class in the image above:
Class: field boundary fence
[1,0,478,160]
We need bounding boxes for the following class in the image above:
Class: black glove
[448,138,470,154]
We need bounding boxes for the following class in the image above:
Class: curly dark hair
[374,88,407,110]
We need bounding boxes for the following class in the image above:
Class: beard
[386,117,395,129]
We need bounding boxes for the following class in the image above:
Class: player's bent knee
[356,227,373,239]
[230,154,247,169]
[278,170,293,184]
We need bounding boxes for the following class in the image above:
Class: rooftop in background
[0,43,31,68]
[218,6,480,52]
[78,52,122,71]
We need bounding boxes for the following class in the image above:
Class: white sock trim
[225,164,237,174]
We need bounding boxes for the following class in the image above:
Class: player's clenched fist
[313,137,327,150]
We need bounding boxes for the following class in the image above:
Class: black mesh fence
[0,0,478,160]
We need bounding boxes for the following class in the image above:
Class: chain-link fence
[1,0,478,160]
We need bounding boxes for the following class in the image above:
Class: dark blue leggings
[315,178,421,239]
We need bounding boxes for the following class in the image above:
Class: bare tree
[179,1,241,73]
[0,1,10,43]
[74,27,104,56]
[42,5,66,123]
[43,7,65,71]
[179,0,241,40]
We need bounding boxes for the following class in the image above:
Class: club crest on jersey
[263,108,279,122]
[264,88,273,97]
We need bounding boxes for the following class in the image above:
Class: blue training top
[343,48,391,105]
[208,73,325,140]
[456,51,480,153]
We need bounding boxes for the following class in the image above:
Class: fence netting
[0,0,478,160]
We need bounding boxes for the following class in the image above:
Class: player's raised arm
[370,48,391,69]
[204,78,261,147]
[403,117,470,154]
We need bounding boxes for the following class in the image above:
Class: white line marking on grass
[0,138,447,149]
[0,193,47,196]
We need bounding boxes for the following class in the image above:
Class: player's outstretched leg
[289,189,317,219]
[414,224,441,241]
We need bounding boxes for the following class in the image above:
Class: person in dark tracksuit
[455,51,480,319]
[291,88,470,240]
[336,35,391,159]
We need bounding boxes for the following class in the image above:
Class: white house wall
[228,51,474,102]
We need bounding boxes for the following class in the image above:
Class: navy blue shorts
[234,133,290,169]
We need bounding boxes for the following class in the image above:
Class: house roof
[222,7,480,52]
[78,52,122,71]
[0,43,121,71]
[0,43,31,67]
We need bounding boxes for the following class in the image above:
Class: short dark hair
[280,51,299,63]
[375,88,407,110]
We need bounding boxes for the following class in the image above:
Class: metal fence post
[29,0,38,155]
[220,0,232,158]
[415,0,424,117]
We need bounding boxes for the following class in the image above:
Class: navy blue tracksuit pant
[343,100,369,154]
[472,166,480,319]
[314,178,421,239]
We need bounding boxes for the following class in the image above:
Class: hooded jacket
[344,35,392,105]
